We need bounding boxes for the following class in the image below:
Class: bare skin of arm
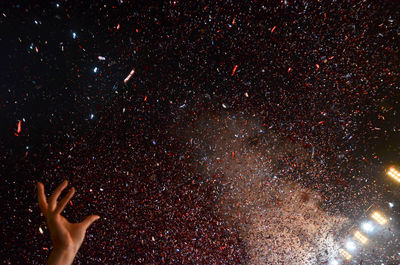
[38,180,100,265]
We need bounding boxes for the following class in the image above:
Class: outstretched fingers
[37,182,48,214]
[48,180,68,210]
[55,187,75,215]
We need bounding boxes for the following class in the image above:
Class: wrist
[47,247,77,265]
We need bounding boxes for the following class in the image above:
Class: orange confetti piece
[232,18,236,25]
[232,151,235,158]
[271,26,277,33]
[17,120,22,133]
[144,96,147,101]
[231,65,238,76]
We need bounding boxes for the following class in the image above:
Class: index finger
[37,182,48,214]
[48,180,68,210]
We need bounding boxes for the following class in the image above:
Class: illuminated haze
[184,111,349,264]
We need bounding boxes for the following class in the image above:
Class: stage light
[330,259,339,265]
[339,249,352,260]
[354,231,368,244]
[361,222,374,232]
[371,211,388,225]
[345,240,356,251]
[387,167,400,182]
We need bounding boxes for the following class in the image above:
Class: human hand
[38,180,100,265]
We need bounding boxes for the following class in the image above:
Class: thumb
[80,215,100,230]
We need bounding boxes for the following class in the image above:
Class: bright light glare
[371,211,388,225]
[339,249,352,260]
[354,231,368,244]
[345,240,356,251]
[387,167,400,182]
[388,202,394,208]
[361,222,374,232]
[330,260,339,265]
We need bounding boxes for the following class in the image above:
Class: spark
[72,32,77,39]
[39,227,43,234]
[98,56,106,60]
[93,67,98,73]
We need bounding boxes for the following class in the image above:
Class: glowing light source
[339,249,352,260]
[361,222,374,232]
[371,211,387,225]
[330,260,339,265]
[354,231,368,244]
[387,167,400,182]
[345,240,356,251]
[389,202,394,208]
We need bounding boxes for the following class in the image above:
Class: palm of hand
[38,181,99,253]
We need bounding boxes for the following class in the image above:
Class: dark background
[1,0,399,264]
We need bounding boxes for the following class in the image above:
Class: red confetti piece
[232,151,235,158]
[231,65,238,76]
[271,26,277,33]
[232,18,236,25]
[144,96,147,101]
[17,120,22,133]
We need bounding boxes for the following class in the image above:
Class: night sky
[1,1,399,264]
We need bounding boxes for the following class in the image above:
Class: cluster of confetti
[182,111,352,264]
[1,1,399,264]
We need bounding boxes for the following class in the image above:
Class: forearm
[46,248,77,265]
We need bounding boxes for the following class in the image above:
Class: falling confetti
[231,65,238,76]
[123,68,135,83]
[1,1,399,265]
